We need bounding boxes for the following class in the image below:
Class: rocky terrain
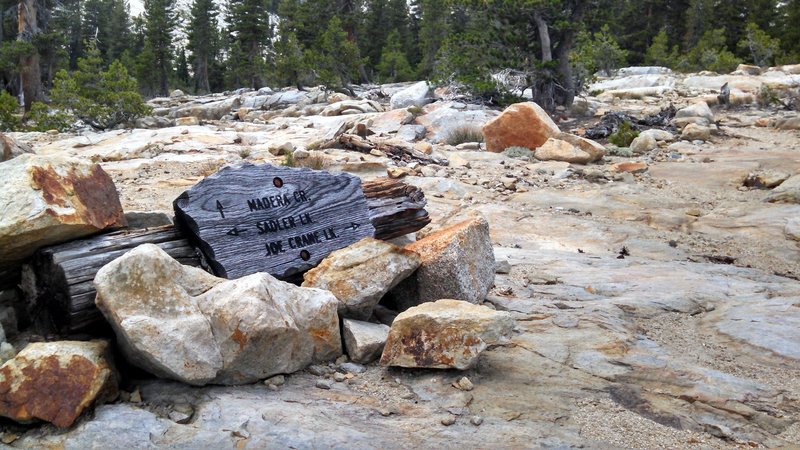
[0,64,799,448]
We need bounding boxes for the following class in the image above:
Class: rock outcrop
[0,133,33,162]
[380,299,514,369]
[0,340,118,428]
[482,102,560,153]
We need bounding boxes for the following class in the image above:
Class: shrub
[407,105,424,115]
[0,91,20,131]
[738,22,781,67]
[26,102,72,132]
[50,42,151,130]
[645,29,679,68]
[609,121,639,147]
[283,152,296,167]
[757,84,780,108]
[502,146,534,158]
[445,125,484,146]
[684,29,741,73]
[572,25,628,76]
[299,153,328,170]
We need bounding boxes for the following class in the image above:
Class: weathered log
[363,177,430,240]
[21,225,201,336]
[324,133,448,166]
[24,178,429,336]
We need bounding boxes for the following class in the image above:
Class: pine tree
[274,31,308,88]
[376,29,414,82]
[187,0,218,93]
[175,47,190,87]
[227,0,272,88]
[417,0,448,77]
[309,16,363,90]
[143,0,178,96]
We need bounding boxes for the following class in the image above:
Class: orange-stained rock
[482,102,560,152]
[556,133,606,162]
[388,216,494,311]
[0,154,126,271]
[611,162,648,173]
[380,299,514,369]
[303,238,421,320]
[0,340,118,428]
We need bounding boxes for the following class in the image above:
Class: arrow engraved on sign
[227,226,247,236]
[216,200,226,219]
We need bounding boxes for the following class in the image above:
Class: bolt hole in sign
[174,163,375,279]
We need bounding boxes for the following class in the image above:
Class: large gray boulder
[302,238,421,320]
[95,244,341,385]
[172,97,241,120]
[389,81,432,110]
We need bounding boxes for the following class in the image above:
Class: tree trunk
[195,55,210,94]
[533,11,552,62]
[553,0,587,107]
[18,0,43,111]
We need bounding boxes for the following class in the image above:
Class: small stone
[681,123,711,141]
[129,388,142,403]
[342,319,390,364]
[500,176,517,190]
[455,377,474,391]
[420,166,437,177]
[470,415,484,426]
[168,410,192,424]
[335,355,349,365]
[292,148,310,159]
[495,259,512,274]
[316,379,333,390]
[414,142,433,154]
[441,415,456,426]
[265,374,285,386]
[455,142,481,151]
[629,133,657,154]
[333,372,347,382]
[610,161,648,174]
[387,167,413,179]
[370,149,385,157]
[269,141,295,156]
[307,365,328,376]
[340,362,367,374]
[379,408,392,417]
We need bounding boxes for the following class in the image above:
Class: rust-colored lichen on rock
[0,342,118,428]
[29,163,127,230]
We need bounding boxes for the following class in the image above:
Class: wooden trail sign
[174,163,376,279]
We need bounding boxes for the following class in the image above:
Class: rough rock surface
[765,174,800,204]
[302,238,421,320]
[0,133,33,162]
[342,319,390,364]
[95,244,341,385]
[0,340,118,427]
[94,244,224,385]
[380,299,514,369]
[0,154,126,271]
[390,81,432,110]
[482,102,560,152]
[534,138,597,164]
[390,216,494,311]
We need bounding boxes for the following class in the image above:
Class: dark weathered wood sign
[174,163,376,279]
